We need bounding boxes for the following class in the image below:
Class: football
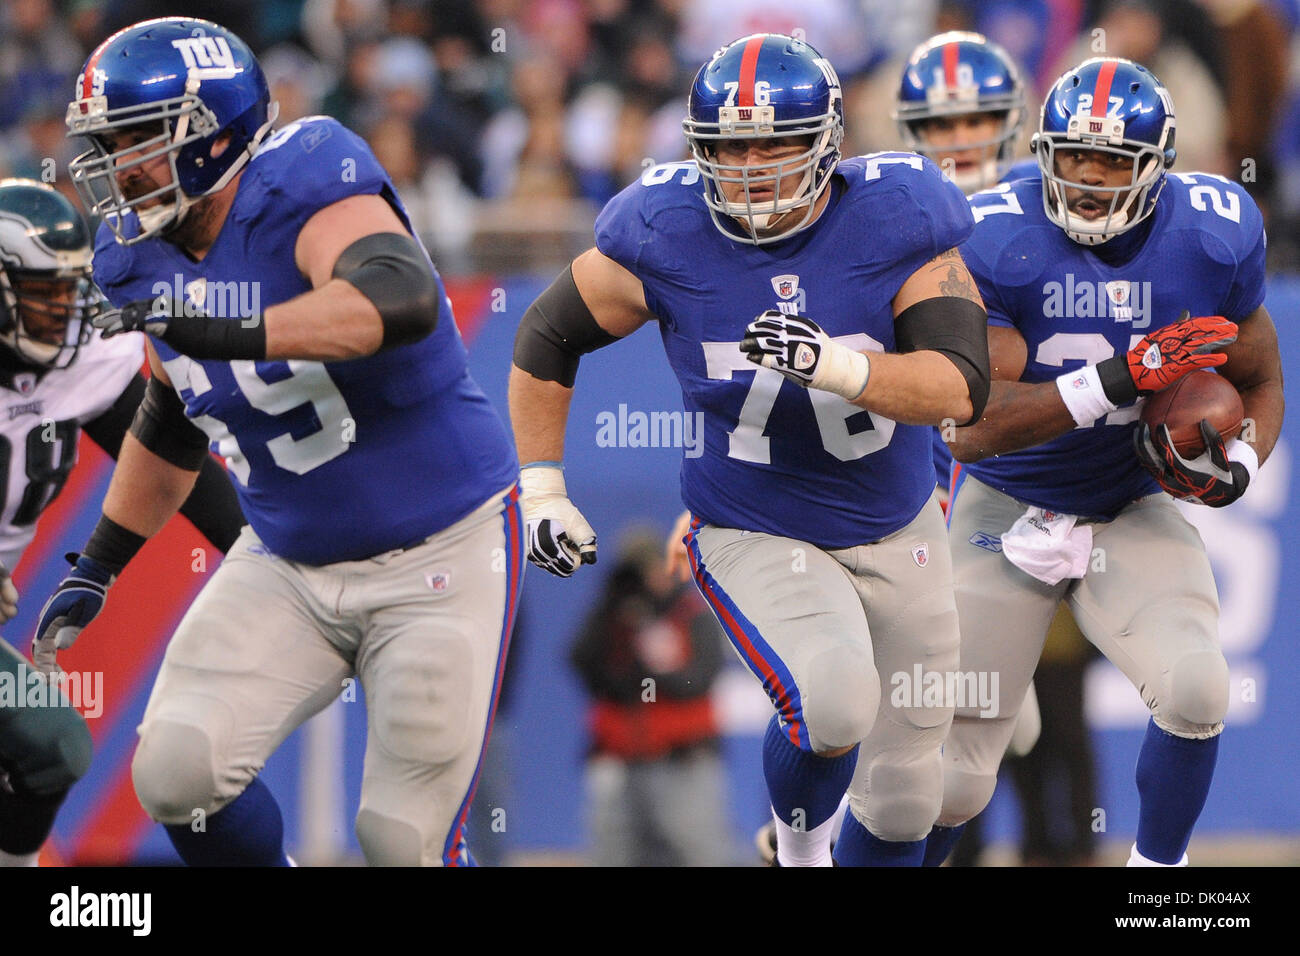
[1139,370,1244,456]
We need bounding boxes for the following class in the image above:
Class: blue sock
[164,778,290,866]
[762,715,856,830]
[1135,718,1219,864]
[922,823,966,867]
[833,809,926,866]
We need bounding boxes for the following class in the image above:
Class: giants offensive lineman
[511,33,993,867]
[0,178,243,867]
[33,17,523,866]
[930,58,1282,866]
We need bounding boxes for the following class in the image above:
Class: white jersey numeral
[232,362,353,475]
[862,154,924,181]
[702,333,895,464]
[970,182,1025,223]
[1172,173,1240,223]
[641,161,700,187]
[162,356,354,483]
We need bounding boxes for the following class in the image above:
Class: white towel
[1000,506,1093,585]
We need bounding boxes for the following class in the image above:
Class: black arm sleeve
[895,297,992,425]
[85,373,246,555]
[513,264,618,387]
[332,232,439,349]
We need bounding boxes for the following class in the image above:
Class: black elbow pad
[513,264,618,387]
[895,296,991,425]
[129,375,211,471]
[332,232,439,349]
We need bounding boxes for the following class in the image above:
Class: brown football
[1139,370,1244,456]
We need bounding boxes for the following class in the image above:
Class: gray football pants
[939,474,1228,826]
[688,493,960,842]
[130,487,523,866]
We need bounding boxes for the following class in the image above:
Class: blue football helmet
[0,179,99,368]
[683,34,843,245]
[894,32,1026,194]
[1031,57,1176,245]
[65,17,277,244]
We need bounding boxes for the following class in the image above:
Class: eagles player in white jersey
[0,178,243,866]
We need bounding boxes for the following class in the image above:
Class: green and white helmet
[0,179,100,368]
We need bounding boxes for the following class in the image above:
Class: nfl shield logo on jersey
[770,274,800,300]
[13,372,36,396]
[1105,280,1133,321]
[425,571,451,593]
[185,277,207,312]
[911,544,929,568]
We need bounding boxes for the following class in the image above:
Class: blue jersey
[91,117,517,564]
[958,172,1265,518]
[596,153,974,548]
[933,161,1042,493]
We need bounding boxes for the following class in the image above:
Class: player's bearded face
[1055,148,1136,220]
[103,122,173,207]
[712,135,817,234]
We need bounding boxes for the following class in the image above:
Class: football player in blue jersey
[927,58,1282,866]
[510,33,993,867]
[895,31,1033,199]
[31,17,523,867]
[0,179,244,867]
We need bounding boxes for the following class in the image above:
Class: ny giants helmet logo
[170,36,237,77]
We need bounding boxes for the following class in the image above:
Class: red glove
[1098,312,1238,404]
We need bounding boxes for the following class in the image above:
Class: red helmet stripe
[943,41,959,88]
[80,37,113,100]
[737,35,764,107]
[1090,60,1118,116]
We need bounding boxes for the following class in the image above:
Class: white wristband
[1226,438,1259,484]
[814,342,871,402]
[1055,365,1117,427]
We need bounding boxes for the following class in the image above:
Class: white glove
[739,311,871,401]
[0,565,17,623]
[519,464,597,577]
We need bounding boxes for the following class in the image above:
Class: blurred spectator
[481,53,579,201]
[1193,0,1290,206]
[365,113,479,270]
[0,0,85,131]
[261,44,336,124]
[568,22,689,204]
[570,529,731,867]
[301,0,387,70]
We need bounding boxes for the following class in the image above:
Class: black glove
[1134,419,1251,507]
[94,295,267,360]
